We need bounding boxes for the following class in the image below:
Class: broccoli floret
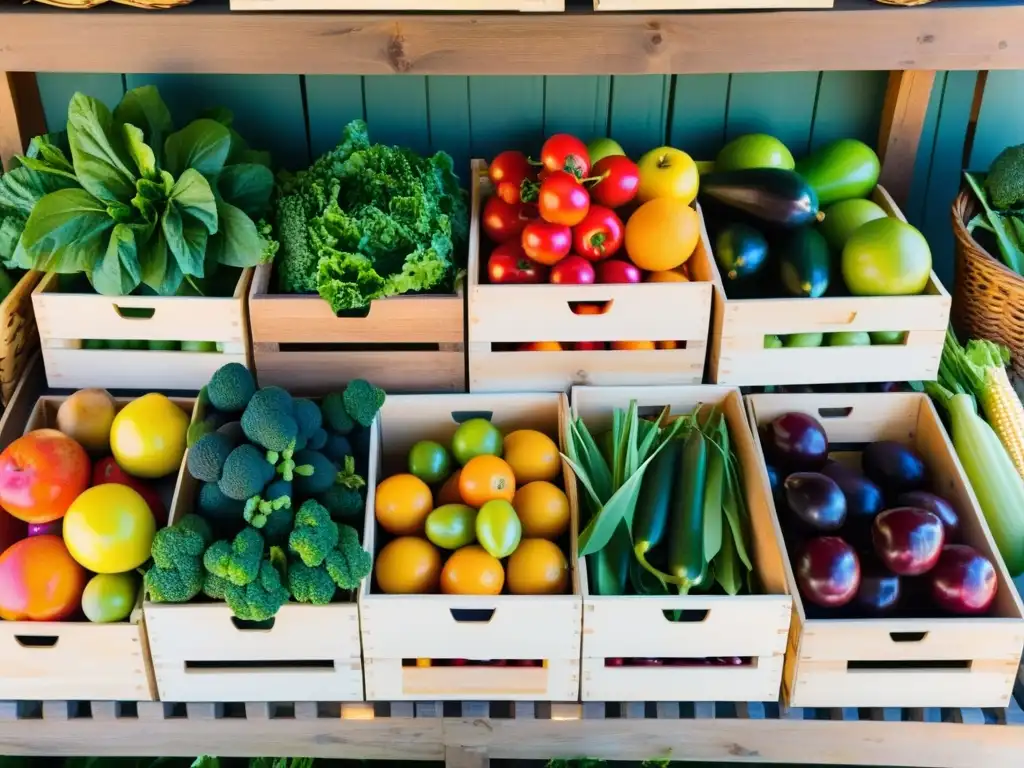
[144,514,213,603]
[244,478,293,529]
[187,432,234,483]
[288,499,339,567]
[223,558,290,621]
[321,432,352,464]
[207,363,257,413]
[275,193,318,295]
[319,484,364,521]
[321,392,355,435]
[267,440,302,482]
[218,444,276,501]
[216,420,245,445]
[197,481,246,536]
[202,571,230,600]
[325,524,372,590]
[293,398,323,441]
[343,379,385,428]
[287,560,338,605]
[241,387,298,452]
[292,450,343,496]
[203,527,265,586]
[262,504,295,547]
[986,145,1024,210]
[307,427,328,451]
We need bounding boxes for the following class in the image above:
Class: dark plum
[854,556,902,615]
[821,462,883,548]
[766,412,828,472]
[897,491,960,542]
[861,441,927,493]
[872,507,944,576]
[930,545,997,615]
[796,536,861,608]
[784,472,846,532]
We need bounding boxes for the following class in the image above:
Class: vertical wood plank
[608,75,670,158]
[304,75,365,160]
[726,72,819,157]
[34,73,125,133]
[810,71,888,150]
[906,71,946,224]
[668,73,729,160]
[428,76,472,181]
[363,75,430,157]
[543,76,611,142]
[877,69,937,209]
[468,76,544,161]
[0,73,46,170]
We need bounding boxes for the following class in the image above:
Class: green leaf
[162,205,207,279]
[25,132,74,173]
[139,229,180,294]
[721,459,753,572]
[702,411,725,564]
[715,525,742,596]
[114,85,173,167]
[170,169,218,234]
[0,163,79,216]
[67,92,137,205]
[163,119,231,180]
[122,123,157,180]
[18,188,113,273]
[217,162,274,219]
[209,201,268,268]
[12,154,78,184]
[90,223,141,296]
[569,418,613,504]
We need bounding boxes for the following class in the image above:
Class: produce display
[702,134,931,351]
[761,409,999,617]
[144,363,378,620]
[273,119,468,313]
[964,145,1024,275]
[0,388,185,623]
[564,400,753,599]
[373,419,570,596]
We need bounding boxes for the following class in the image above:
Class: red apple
[550,255,595,285]
[0,429,90,524]
[92,456,168,527]
[596,258,642,284]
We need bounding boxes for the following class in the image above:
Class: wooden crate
[707,187,951,386]
[746,392,1024,708]
[468,160,712,393]
[0,270,42,406]
[231,0,561,10]
[593,0,830,10]
[569,385,792,702]
[249,264,465,395]
[360,392,582,701]
[144,395,364,703]
[32,269,252,392]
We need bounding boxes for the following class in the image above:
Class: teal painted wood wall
[34,71,1005,286]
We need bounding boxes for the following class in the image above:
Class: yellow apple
[636,146,699,204]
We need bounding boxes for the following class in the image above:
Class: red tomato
[0,535,86,621]
[521,221,572,266]
[596,259,643,284]
[591,155,641,208]
[487,241,548,284]
[482,196,534,244]
[574,341,607,351]
[0,429,90,524]
[92,456,168,527]
[550,255,596,285]
[538,171,590,227]
[489,150,537,205]
[573,206,624,261]
[541,134,590,179]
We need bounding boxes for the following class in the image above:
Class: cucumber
[667,430,707,592]
[715,223,769,281]
[588,521,631,596]
[700,168,822,228]
[779,228,830,298]
[632,439,681,569]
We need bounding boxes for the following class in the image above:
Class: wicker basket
[951,188,1024,381]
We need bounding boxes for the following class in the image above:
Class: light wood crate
[593,0,830,10]
[0,270,42,406]
[0,378,185,702]
[360,392,582,701]
[707,187,951,386]
[32,269,252,392]
[468,160,712,393]
[569,385,792,702]
[249,264,465,395]
[746,391,1024,708]
[144,395,364,703]
[231,0,561,10]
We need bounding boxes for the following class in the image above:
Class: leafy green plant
[5,86,277,297]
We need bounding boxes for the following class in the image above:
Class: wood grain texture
[0,72,45,170]
[878,70,937,208]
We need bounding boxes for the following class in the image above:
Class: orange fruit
[375,474,433,535]
[646,269,689,283]
[375,537,442,594]
[441,545,504,595]
[519,342,562,352]
[611,341,657,350]
[436,469,464,505]
[507,539,569,595]
[503,429,561,484]
[459,455,516,507]
[657,340,679,350]
[513,481,570,540]
[624,198,699,272]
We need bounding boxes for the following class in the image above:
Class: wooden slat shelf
[0,0,1022,75]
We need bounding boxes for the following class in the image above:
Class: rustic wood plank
[878,70,937,208]
[0,72,45,170]
[445,745,489,768]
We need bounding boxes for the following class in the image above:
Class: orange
[513,481,570,539]
[503,429,561,484]
[646,268,689,283]
[507,539,569,595]
[611,341,657,350]
[375,536,442,594]
[519,341,562,351]
[441,545,505,595]
[459,455,516,507]
[375,474,433,535]
[657,340,679,350]
[436,469,464,505]
[624,198,699,272]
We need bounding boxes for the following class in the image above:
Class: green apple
[587,137,625,165]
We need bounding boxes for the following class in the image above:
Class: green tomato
[451,418,502,466]
[425,504,477,550]
[870,330,906,345]
[475,499,522,559]
[82,572,138,623]
[827,331,872,347]
[181,341,218,352]
[784,333,824,348]
[763,335,783,349]
[408,440,452,484]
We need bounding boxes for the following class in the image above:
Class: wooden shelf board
[1,0,1023,75]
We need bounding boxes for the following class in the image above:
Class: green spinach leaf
[113,85,173,167]
[164,119,231,180]
[0,164,79,216]
[218,162,273,219]
[210,200,266,268]
[91,223,141,296]
[19,188,113,271]
[162,204,207,278]
[170,169,218,234]
[123,123,158,181]
[67,93,137,205]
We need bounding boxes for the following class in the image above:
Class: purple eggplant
[854,556,902,615]
[872,507,944,576]
[862,441,927,493]
[796,537,861,608]
[784,472,846,532]
[930,545,997,615]
[766,412,828,472]
[897,491,960,542]
[821,462,883,546]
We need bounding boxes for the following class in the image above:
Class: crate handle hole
[112,305,156,320]
[230,616,276,632]
[449,608,496,623]
[889,631,928,643]
[451,411,493,424]
[569,300,612,315]
[661,609,710,623]
[334,305,372,320]
[637,405,670,420]
[817,407,854,419]
[14,635,59,648]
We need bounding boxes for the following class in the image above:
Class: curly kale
[144,514,213,603]
[204,526,265,586]
[273,119,468,313]
[288,499,339,567]
[343,379,385,427]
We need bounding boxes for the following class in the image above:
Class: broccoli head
[291,450,340,496]
[343,379,385,427]
[325,524,372,590]
[307,427,328,452]
[216,420,245,445]
[293,398,324,441]
[986,144,1024,210]
[288,499,339,567]
[197,482,246,534]
[223,558,290,621]
[318,484,364,521]
[218,444,276,501]
[187,432,234,483]
[144,514,213,603]
[204,526,265,586]
[244,478,293,529]
[287,560,338,605]
[207,363,257,413]
[262,504,296,547]
[321,392,355,435]
[241,387,298,452]
[321,432,352,465]
[202,571,230,600]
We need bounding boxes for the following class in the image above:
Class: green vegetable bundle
[964,145,1024,275]
[274,119,468,313]
[2,86,278,297]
